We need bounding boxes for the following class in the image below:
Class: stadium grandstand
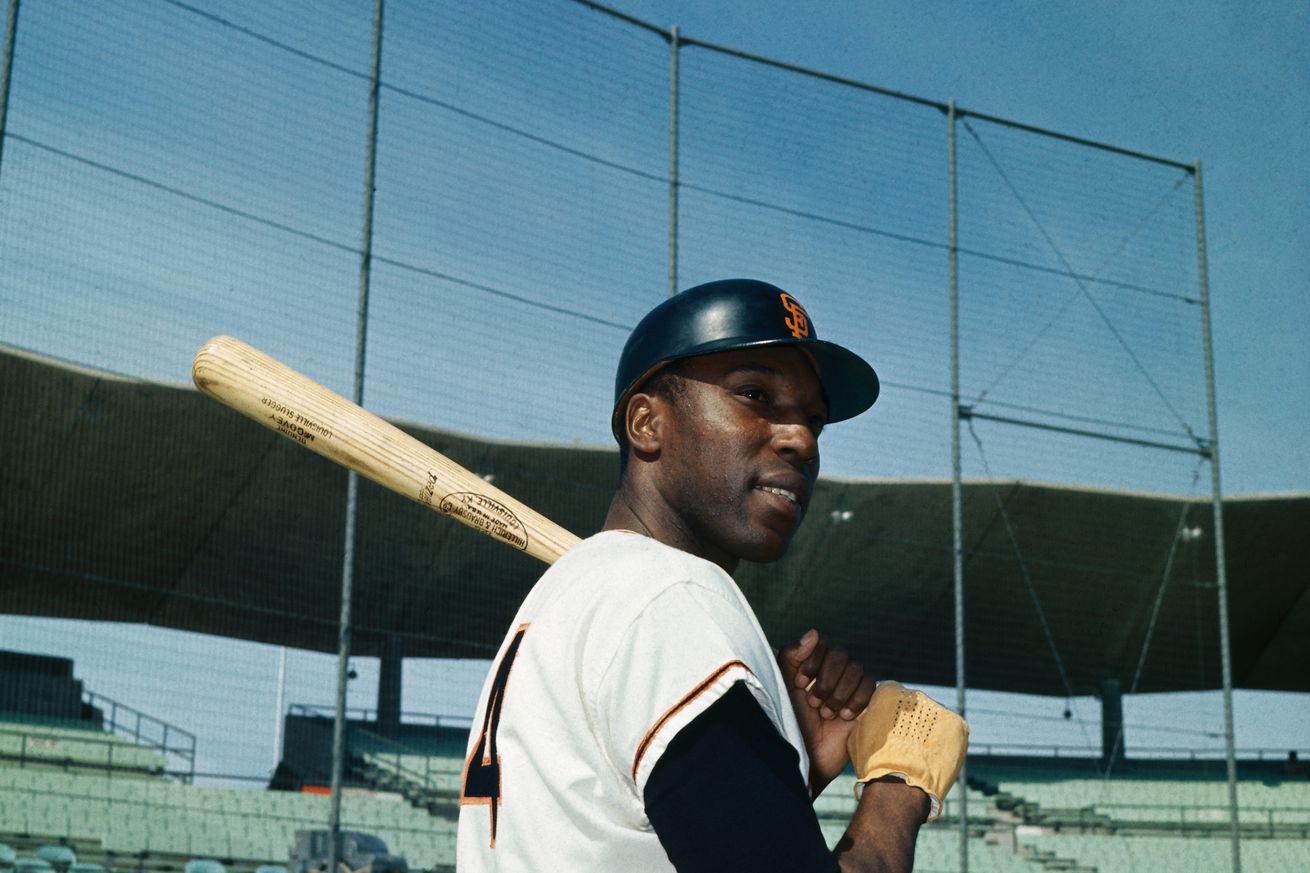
[2,647,1307,872]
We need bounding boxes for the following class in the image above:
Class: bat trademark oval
[439,492,529,551]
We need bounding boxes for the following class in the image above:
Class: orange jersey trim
[631,659,754,782]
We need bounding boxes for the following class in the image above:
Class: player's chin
[736,524,799,564]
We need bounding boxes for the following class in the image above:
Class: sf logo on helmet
[779,292,811,339]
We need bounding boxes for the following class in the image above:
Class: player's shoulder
[564,529,732,594]
[523,530,742,627]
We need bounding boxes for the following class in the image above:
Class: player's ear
[624,392,664,456]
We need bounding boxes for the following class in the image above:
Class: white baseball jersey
[456,530,809,871]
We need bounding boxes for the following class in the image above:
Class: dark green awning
[3,344,1305,695]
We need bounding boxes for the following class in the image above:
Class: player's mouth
[753,482,808,520]
[755,485,800,504]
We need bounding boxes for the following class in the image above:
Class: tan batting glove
[846,680,969,823]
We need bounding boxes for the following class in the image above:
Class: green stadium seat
[183,861,226,873]
[14,861,53,873]
[32,847,74,873]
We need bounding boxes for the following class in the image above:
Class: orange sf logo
[779,292,810,339]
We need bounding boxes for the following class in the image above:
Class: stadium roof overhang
[3,345,1307,696]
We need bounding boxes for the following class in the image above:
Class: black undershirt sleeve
[643,681,841,873]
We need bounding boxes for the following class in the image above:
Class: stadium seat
[32,847,74,873]
[14,861,53,873]
[183,860,226,873]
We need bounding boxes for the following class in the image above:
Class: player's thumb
[777,628,819,681]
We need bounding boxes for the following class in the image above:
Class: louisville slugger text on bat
[191,335,581,565]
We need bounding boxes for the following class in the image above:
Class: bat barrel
[192,335,581,565]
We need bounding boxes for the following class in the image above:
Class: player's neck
[602,487,739,575]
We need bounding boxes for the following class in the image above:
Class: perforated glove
[846,680,969,823]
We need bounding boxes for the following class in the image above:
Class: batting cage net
[1,2,1305,872]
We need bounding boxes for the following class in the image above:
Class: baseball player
[457,279,967,872]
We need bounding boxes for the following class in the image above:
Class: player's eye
[808,415,826,437]
[739,387,768,403]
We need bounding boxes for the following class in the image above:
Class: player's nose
[771,416,820,474]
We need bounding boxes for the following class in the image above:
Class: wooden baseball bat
[192,335,581,565]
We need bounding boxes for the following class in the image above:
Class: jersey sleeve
[644,682,840,873]
[592,578,789,796]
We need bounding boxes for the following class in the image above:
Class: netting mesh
[1,1,1281,870]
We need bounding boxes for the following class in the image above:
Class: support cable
[1128,461,1205,696]
[960,119,1200,445]
[972,173,1192,407]
[965,420,1086,731]
[1099,460,1206,780]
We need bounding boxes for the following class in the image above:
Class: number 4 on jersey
[460,624,528,847]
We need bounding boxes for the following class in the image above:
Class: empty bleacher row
[354,752,463,808]
[0,723,164,776]
[1017,831,1307,873]
[970,758,1310,832]
[0,768,455,870]
[969,757,1310,872]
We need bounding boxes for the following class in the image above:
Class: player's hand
[777,628,876,797]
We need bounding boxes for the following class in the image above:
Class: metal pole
[0,0,20,176]
[273,646,287,776]
[947,99,968,873]
[329,2,384,871]
[667,25,679,298]
[1193,161,1240,873]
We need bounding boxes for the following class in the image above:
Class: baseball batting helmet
[611,278,880,441]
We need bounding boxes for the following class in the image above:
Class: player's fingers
[833,671,877,721]
[777,628,820,687]
[806,646,849,712]
[817,659,865,717]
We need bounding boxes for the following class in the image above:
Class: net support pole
[1193,161,1240,873]
[273,646,287,775]
[947,99,968,873]
[0,0,20,176]
[667,25,680,298]
[329,2,385,871]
